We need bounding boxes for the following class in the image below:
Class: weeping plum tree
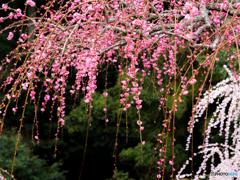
[0,0,240,179]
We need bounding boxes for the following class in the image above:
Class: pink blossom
[182,91,189,95]
[6,94,10,99]
[0,17,4,22]
[184,2,193,10]
[26,0,36,7]
[8,12,13,19]
[30,91,36,100]
[70,90,75,94]
[22,82,29,90]
[88,5,95,12]
[189,78,197,84]
[103,108,107,112]
[136,105,142,109]
[185,33,193,39]
[34,136,38,139]
[214,16,220,23]
[16,8,22,17]
[7,32,14,40]
[2,4,8,9]
[143,32,149,37]
[103,92,108,98]
[169,160,174,165]
[157,174,161,178]
[137,120,142,125]
[191,7,199,16]
[132,19,142,26]
[181,10,186,16]
[84,99,90,103]
[124,37,131,42]
[142,141,145,145]
[220,4,227,10]
[19,38,24,42]
[59,118,65,126]
[44,95,50,101]
[175,23,183,31]
[136,99,142,105]
[21,34,28,39]
[184,14,193,21]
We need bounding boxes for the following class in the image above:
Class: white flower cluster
[177,65,240,180]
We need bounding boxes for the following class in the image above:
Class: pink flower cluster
[2,3,8,10]
[181,2,200,18]
[26,0,35,7]
[7,32,14,40]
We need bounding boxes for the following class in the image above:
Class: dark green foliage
[0,129,67,180]
[106,169,135,180]
[119,140,187,180]
[197,47,239,84]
